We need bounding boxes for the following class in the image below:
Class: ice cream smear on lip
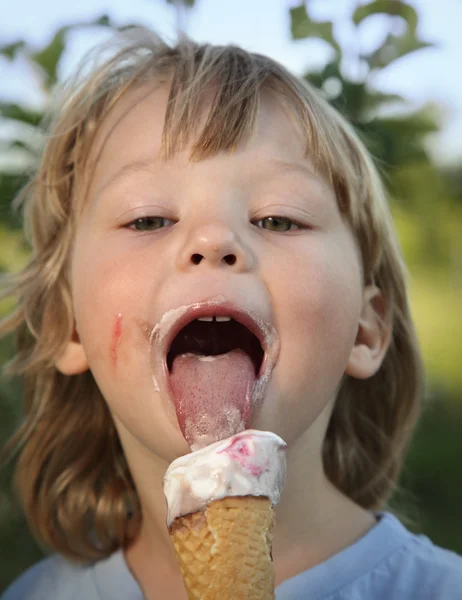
[149,298,280,449]
[163,429,287,526]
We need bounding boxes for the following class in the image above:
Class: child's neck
[272,465,376,585]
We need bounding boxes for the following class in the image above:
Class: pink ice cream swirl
[163,430,287,526]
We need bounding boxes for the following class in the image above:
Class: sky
[1,0,462,164]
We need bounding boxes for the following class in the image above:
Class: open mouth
[149,299,279,449]
[167,317,264,375]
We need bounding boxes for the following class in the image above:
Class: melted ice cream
[149,297,281,449]
[163,429,287,526]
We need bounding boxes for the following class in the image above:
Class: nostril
[190,253,237,266]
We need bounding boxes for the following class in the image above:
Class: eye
[127,216,174,231]
[254,216,301,232]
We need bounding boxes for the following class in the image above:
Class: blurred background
[0,0,461,591]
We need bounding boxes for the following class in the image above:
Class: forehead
[87,82,310,192]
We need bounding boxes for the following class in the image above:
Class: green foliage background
[1,0,461,592]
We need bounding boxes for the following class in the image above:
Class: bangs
[158,42,361,221]
[160,45,261,160]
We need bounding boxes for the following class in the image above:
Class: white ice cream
[163,430,287,526]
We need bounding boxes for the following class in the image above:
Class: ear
[55,326,89,375]
[345,285,392,380]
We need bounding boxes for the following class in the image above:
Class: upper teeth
[197,316,232,322]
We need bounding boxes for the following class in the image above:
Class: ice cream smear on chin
[163,429,287,526]
[149,299,280,449]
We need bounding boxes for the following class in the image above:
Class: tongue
[169,349,256,449]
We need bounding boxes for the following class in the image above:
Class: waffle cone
[168,495,275,600]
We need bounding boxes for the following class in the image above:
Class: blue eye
[128,217,173,231]
[255,216,300,232]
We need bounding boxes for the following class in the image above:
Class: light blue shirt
[2,512,462,599]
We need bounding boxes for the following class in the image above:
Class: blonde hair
[0,29,424,562]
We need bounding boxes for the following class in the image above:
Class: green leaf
[366,90,406,107]
[95,14,111,27]
[8,140,32,151]
[0,103,43,127]
[290,4,340,54]
[0,41,26,60]
[31,28,68,88]
[0,173,28,230]
[364,31,433,70]
[353,0,418,32]
[166,0,196,7]
[357,104,440,171]
[28,15,113,89]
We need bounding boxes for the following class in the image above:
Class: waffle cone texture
[169,495,275,600]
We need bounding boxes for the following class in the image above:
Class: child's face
[63,83,378,462]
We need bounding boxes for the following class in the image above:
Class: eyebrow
[262,158,332,199]
[93,156,323,199]
[94,158,155,198]
[264,158,318,180]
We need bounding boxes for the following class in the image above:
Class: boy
[2,30,461,599]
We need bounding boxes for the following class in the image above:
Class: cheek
[69,238,182,457]
[261,238,362,438]
[71,239,146,369]
[278,241,360,320]
[269,235,363,373]
[72,254,153,413]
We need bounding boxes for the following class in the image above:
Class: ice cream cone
[164,431,287,599]
[169,495,275,600]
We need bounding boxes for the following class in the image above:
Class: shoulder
[386,531,462,597]
[1,555,96,600]
[345,514,462,600]
[276,512,462,600]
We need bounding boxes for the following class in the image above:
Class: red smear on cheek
[111,313,123,369]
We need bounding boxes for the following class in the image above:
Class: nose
[177,221,253,272]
